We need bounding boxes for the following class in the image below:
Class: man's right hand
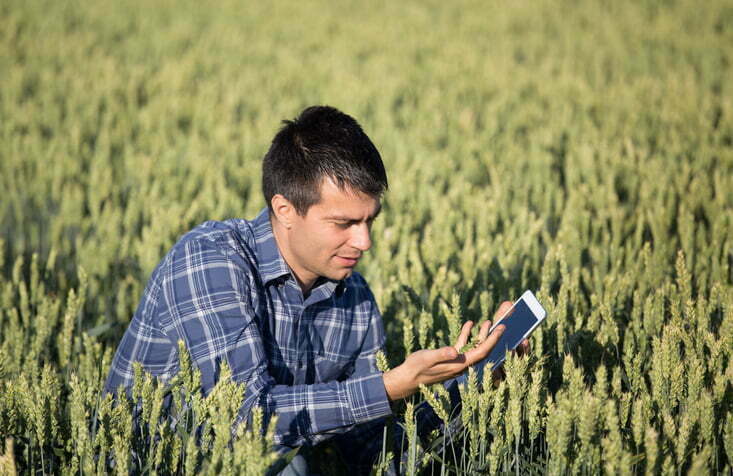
[382,316,506,401]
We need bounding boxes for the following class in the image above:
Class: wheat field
[1,0,732,473]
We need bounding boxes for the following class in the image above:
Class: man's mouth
[336,256,360,267]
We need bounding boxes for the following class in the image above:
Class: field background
[1,0,733,473]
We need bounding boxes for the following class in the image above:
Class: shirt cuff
[344,372,392,423]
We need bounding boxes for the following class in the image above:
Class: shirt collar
[251,208,292,285]
[249,208,345,298]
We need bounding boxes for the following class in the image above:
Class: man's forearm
[240,369,393,447]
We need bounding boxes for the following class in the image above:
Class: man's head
[262,105,388,216]
[262,106,388,288]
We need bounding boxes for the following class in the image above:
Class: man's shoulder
[152,218,260,282]
[173,218,256,255]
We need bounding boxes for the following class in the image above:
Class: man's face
[286,178,381,285]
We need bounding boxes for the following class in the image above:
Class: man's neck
[270,215,317,295]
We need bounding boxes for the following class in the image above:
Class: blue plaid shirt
[105,208,393,450]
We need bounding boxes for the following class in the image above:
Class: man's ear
[270,194,296,229]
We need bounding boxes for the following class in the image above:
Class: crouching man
[105,105,519,474]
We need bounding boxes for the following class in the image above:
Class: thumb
[434,346,459,362]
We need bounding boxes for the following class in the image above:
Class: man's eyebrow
[325,205,382,222]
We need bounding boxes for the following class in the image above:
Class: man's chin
[328,268,354,281]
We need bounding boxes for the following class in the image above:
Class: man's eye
[335,222,351,229]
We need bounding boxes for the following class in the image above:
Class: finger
[519,339,530,356]
[477,320,491,342]
[464,323,506,365]
[492,366,506,387]
[412,347,460,369]
[454,321,474,352]
[493,301,513,322]
[431,346,459,364]
[511,339,530,357]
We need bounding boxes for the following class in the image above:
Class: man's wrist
[382,366,414,402]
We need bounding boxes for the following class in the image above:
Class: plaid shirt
[104,208,393,451]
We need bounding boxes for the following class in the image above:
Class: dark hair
[262,105,388,215]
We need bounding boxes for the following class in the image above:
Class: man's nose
[350,223,372,252]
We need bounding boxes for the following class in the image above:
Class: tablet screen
[486,299,539,371]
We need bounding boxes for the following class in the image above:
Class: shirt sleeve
[157,238,392,448]
[350,276,387,378]
[325,279,394,463]
[330,282,466,471]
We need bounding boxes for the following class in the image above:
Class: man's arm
[332,301,515,471]
[158,238,392,448]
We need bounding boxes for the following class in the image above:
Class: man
[105,105,518,473]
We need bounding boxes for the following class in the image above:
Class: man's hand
[382,317,506,401]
